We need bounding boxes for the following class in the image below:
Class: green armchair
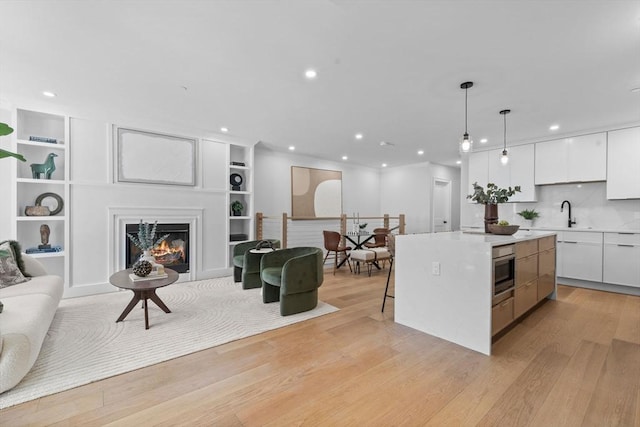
[260,247,324,316]
[232,239,280,287]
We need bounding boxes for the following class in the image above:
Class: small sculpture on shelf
[30,152,58,179]
[39,224,51,249]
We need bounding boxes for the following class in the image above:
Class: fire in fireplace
[126,223,190,273]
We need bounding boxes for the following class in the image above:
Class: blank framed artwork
[291,166,342,218]
[116,128,196,186]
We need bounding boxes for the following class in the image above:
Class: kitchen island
[394,230,557,355]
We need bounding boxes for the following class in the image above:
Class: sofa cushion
[0,275,64,300]
[0,240,26,275]
[0,241,29,288]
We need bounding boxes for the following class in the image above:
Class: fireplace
[126,223,190,273]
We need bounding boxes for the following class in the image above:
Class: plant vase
[523,219,533,229]
[484,203,498,233]
[140,250,156,265]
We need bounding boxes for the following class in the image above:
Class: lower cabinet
[557,231,603,282]
[603,233,640,288]
[538,248,556,299]
[515,280,538,318]
[492,297,514,336]
[493,236,556,336]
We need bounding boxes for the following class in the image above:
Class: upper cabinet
[468,144,536,203]
[534,133,607,185]
[487,144,537,202]
[606,127,640,200]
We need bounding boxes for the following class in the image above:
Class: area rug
[0,276,337,409]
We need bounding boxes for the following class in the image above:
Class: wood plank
[581,339,640,426]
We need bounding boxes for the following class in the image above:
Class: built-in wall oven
[492,244,516,305]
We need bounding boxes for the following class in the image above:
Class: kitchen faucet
[560,200,577,228]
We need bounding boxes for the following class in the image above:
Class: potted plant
[126,220,170,263]
[231,200,244,216]
[517,208,540,228]
[0,122,26,162]
[467,182,521,233]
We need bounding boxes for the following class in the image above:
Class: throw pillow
[0,241,29,288]
[0,240,27,276]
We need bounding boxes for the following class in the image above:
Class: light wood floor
[1,268,639,426]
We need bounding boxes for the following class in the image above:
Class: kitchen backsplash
[464,181,640,231]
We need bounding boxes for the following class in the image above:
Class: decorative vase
[523,219,533,229]
[232,210,242,216]
[484,203,498,233]
[140,249,156,264]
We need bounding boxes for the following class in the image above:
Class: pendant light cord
[503,111,507,151]
[465,87,468,134]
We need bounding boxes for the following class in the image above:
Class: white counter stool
[349,247,390,276]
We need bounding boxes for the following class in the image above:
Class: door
[432,178,452,232]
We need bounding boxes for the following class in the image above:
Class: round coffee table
[109,268,179,329]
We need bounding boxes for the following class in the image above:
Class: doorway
[432,178,452,232]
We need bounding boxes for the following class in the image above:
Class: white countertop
[403,230,557,246]
[463,225,640,234]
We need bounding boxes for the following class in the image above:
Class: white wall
[254,144,381,217]
[380,162,461,234]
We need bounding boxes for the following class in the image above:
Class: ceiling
[1,1,638,169]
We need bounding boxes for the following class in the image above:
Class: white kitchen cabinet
[557,231,603,282]
[606,127,640,200]
[535,133,607,184]
[488,144,536,202]
[603,232,640,287]
[467,150,489,203]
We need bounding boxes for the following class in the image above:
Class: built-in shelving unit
[12,108,69,280]
[228,143,254,267]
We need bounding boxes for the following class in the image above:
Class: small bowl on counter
[487,224,520,235]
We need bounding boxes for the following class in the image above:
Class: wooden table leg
[116,291,142,323]
[147,290,171,313]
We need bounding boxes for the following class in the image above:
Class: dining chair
[382,233,395,312]
[364,227,389,249]
[322,230,352,275]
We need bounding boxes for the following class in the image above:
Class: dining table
[342,230,384,271]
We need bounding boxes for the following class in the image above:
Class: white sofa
[0,254,63,394]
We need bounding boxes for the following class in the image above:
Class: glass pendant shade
[460,133,472,153]
[501,149,509,165]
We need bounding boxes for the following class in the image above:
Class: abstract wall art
[291,166,342,218]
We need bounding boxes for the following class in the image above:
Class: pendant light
[459,81,473,153]
[500,109,511,165]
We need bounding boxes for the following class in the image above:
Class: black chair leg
[382,259,394,312]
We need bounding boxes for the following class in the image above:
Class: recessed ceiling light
[480,138,488,143]
[220,127,229,133]
[456,160,462,165]
[631,87,640,93]
[549,124,560,131]
[288,146,295,151]
[354,133,363,140]
[381,163,387,168]
[42,91,56,97]
[304,69,317,79]
[342,155,348,160]
[417,150,424,155]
